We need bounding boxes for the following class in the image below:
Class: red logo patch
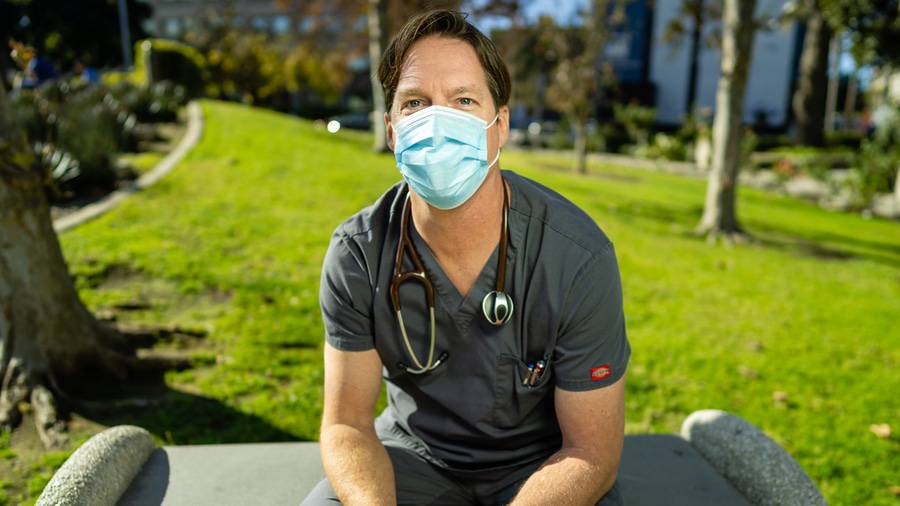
[590,365,612,381]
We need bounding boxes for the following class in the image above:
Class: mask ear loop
[485,113,501,170]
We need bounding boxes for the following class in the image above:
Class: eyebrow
[448,85,482,97]
[395,85,484,101]
[395,87,427,100]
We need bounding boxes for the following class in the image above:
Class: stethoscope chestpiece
[482,290,514,326]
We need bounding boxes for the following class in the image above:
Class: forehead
[396,36,489,95]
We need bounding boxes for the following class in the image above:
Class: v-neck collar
[405,174,520,335]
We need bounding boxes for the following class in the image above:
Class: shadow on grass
[61,368,302,445]
[604,195,900,268]
[746,227,900,268]
[536,161,644,183]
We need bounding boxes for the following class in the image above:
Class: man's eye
[405,99,422,109]
[459,97,473,106]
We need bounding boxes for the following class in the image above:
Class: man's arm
[319,342,395,506]
[509,373,626,505]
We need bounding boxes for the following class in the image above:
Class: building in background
[649,0,801,129]
[140,0,807,131]
[139,0,323,40]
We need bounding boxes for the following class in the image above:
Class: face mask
[392,105,500,210]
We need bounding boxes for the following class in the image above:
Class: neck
[411,168,505,263]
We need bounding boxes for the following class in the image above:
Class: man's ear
[498,104,510,149]
[384,111,395,152]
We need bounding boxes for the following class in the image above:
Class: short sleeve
[319,231,375,351]
[553,242,631,391]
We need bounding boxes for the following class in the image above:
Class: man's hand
[509,373,626,505]
[319,343,396,506]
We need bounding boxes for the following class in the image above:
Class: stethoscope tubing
[390,179,513,374]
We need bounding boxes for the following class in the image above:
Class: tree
[546,0,617,174]
[0,0,151,70]
[696,0,757,241]
[790,0,900,146]
[367,0,389,152]
[285,0,463,150]
[791,0,832,146]
[0,79,143,449]
[495,16,558,148]
[663,1,722,117]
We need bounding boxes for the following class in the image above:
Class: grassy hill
[3,100,896,505]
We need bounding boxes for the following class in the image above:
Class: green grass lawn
[3,99,897,505]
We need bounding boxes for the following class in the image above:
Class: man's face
[385,35,509,159]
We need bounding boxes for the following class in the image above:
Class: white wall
[649,0,693,124]
[650,0,799,127]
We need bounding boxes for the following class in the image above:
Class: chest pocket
[491,352,554,428]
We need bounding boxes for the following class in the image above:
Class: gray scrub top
[319,169,630,472]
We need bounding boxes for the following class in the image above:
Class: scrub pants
[300,444,623,506]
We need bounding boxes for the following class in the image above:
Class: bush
[596,122,631,154]
[850,104,900,204]
[284,44,348,106]
[7,78,183,200]
[188,29,284,104]
[134,38,206,98]
[613,104,656,147]
[825,130,864,150]
[109,80,187,123]
[755,133,793,152]
[53,91,122,194]
[634,133,688,161]
[547,117,574,150]
[851,140,898,204]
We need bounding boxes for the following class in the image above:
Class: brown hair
[378,10,511,113]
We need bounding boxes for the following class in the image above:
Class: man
[303,10,630,506]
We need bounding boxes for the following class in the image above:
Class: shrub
[634,133,688,161]
[825,130,864,150]
[109,80,186,123]
[613,104,656,147]
[596,122,631,154]
[284,44,349,106]
[134,39,206,98]
[35,142,82,199]
[548,117,573,150]
[755,133,793,152]
[851,140,898,205]
[53,93,120,194]
[189,30,284,104]
[848,105,900,205]
[7,78,173,199]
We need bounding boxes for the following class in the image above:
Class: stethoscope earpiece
[482,290,514,326]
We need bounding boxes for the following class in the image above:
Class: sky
[469,0,588,34]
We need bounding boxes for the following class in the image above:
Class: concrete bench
[37,410,825,506]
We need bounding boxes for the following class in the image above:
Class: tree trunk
[792,0,831,146]
[696,0,757,241]
[367,0,389,153]
[895,164,900,204]
[824,34,840,134]
[0,76,132,449]
[843,72,858,124]
[573,118,588,175]
[685,0,705,116]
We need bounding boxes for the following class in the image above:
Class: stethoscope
[389,179,514,374]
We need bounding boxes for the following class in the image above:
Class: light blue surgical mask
[392,105,500,210]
